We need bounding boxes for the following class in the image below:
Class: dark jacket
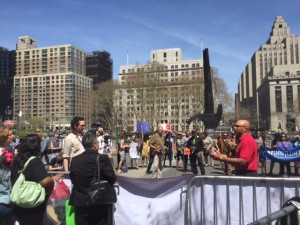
[69,150,116,206]
[186,135,204,154]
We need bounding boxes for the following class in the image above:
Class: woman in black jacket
[11,134,63,225]
[69,131,117,225]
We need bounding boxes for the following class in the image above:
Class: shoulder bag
[10,156,46,208]
[87,154,117,206]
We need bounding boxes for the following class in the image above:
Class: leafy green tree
[28,117,46,129]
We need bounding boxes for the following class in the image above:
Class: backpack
[10,157,46,208]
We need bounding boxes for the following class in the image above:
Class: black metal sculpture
[186,48,222,133]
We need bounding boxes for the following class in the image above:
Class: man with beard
[62,117,85,171]
[210,120,258,176]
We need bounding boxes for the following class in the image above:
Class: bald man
[210,120,258,176]
[148,126,166,178]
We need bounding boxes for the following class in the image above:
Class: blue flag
[136,121,148,134]
[259,146,300,162]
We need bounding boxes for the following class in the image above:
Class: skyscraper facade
[237,16,300,131]
[13,36,93,129]
[0,47,15,120]
[86,50,113,86]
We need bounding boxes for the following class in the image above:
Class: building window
[286,86,293,112]
[298,85,300,111]
[275,86,282,113]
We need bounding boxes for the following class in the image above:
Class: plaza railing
[183,175,300,225]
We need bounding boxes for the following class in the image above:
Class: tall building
[0,47,15,120]
[13,36,93,129]
[117,48,218,132]
[86,50,113,86]
[237,16,300,131]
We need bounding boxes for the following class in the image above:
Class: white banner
[45,175,300,225]
[115,176,190,225]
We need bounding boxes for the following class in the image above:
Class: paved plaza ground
[112,152,297,179]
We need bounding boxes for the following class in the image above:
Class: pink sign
[4,120,14,126]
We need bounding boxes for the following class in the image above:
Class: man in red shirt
[210,120,258,176]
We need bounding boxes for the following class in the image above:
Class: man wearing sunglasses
[210,120,258,176]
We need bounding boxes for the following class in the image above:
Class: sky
[1,0,300,95]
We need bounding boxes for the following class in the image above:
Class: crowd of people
[1,116,300,224]
[115,120,258,177]
[113,120,300,178]
[0,117,116,225]
[0,126,63,225]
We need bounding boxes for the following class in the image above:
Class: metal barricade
[183,176,300,225]
[249,204,297,225]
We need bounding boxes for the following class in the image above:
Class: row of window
[275,85,300,112]
[20,47,83,58]
[122,62,201,74]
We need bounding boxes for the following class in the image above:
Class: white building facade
[117,48,217,132]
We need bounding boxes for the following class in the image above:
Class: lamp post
[286,112,291,139]
[18,111,22,136]
[5,105,12,120]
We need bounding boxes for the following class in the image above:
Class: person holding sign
[129,135,139,169]
[277,133,293,176]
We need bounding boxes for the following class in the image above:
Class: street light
[286,112,291,139]
[18,111,22,136]
[5,105,12,120]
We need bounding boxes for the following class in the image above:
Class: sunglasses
[235,125,244,128]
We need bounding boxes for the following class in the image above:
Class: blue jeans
[0,204,14,225]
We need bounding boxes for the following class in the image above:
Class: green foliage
[28,117,46,129]
[17,129,28,137]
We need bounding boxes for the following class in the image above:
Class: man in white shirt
[62,117,85,171]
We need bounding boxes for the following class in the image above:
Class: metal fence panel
[185,176,300,225]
